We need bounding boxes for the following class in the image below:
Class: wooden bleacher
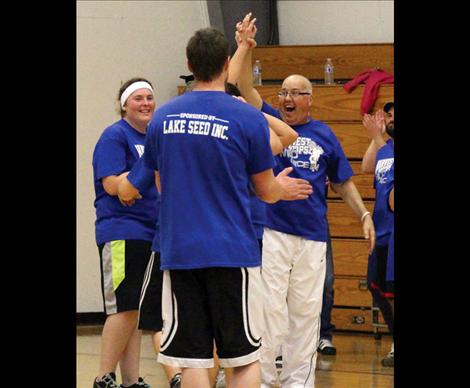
[252,43,394,81]
[256,84,394,122]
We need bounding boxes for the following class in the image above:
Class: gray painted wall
[278,1,393,44]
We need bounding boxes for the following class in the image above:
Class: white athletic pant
[260,228,326,388]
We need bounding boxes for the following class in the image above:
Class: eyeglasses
[277,90,311,98]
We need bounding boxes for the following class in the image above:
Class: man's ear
[187,60,193,73]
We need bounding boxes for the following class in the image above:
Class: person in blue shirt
[119,27,312,388]
[92,78,155,388]
[235,14,375,388]
[362,101,394,367]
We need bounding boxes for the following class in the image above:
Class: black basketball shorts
[158,266,263,368]
[138,251,164,331]
[98,240,152,315]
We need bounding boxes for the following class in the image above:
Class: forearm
[117,176,141,202]
[252,167,313,203]
[251,169,284,203]
[102,172,129,196]
[333,179,369,219]
[238,46,262,109]
[264,113,298,149]
[227,42,251,85]
[335,178,375,251]
[256,178,284,203]
[361,138,385,173]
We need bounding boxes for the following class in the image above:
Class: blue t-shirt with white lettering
[93,119,158,244]
[127,155,161,252]
[261,102,353,242]
[143,91,274,269]
[373,139,394,246]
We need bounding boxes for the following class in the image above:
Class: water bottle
[324,58,334,85]
[253,59,262,86]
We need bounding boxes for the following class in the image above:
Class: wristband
[361,211,371,222]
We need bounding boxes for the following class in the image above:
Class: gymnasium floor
[77,328,393,387]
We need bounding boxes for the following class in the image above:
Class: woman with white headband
[92,77,157,388]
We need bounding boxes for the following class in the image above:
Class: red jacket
[343,69,394,115]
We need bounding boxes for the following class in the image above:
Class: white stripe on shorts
[137,252,155,327]
[102,242,117,314]
[241,267,262,347]
[139,252,155,309]
[160,270,179,352]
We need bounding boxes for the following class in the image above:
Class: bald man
[234,15,375,387]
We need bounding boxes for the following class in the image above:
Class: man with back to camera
[234,14,375,387]
[118,26,313,388]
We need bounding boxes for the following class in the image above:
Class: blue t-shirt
[92,119,158,244]
[127,155,161,252]
[373,139,394,246]
[143,91,274,270]
[261,102,353,242]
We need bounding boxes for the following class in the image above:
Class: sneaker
[317,338,337,355]
[275,355,283,370]
[94,372,119,388]
[381,350,394,367]
[120,377,151,387]
[169,373,182,388]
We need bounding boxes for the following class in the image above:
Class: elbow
[333,178,352,196]
[104,187,117,196]
[272,141,283,156]
[361,164,373,174]
[238,83,251,97]
[102,182,118,196]
[277,131,298,152]
[284,131,298,148]
[330,182,342,195]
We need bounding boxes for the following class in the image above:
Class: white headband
[120,81,154,108]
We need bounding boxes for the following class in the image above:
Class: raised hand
[374,109,386,134]
[362,112,385,140]
[235,12,257,48]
